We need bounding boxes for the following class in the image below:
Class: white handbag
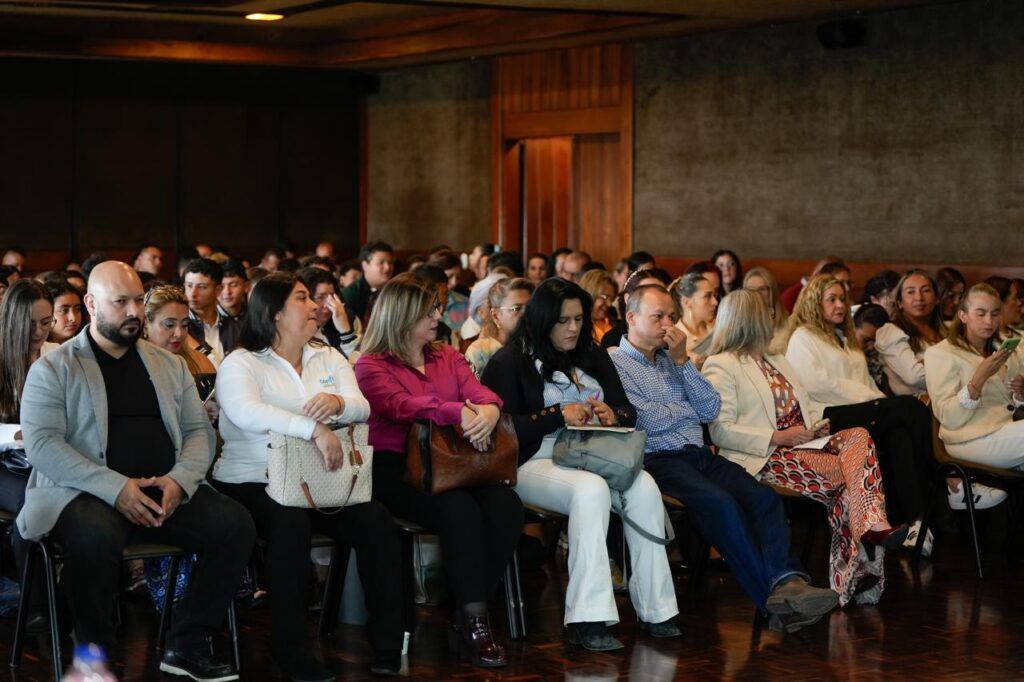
[266,423,373,511]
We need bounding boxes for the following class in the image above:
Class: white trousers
[515,457,679,626]
[947,420,1024,470]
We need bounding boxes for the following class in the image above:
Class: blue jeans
[645,445,807,609]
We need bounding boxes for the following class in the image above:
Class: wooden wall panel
[522,137,572,257]
[492,44,633,258]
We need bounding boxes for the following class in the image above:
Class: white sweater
[874,323,930,396]
[785,327,884,407]
[213,343,370,484]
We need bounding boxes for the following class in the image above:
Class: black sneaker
[159,647,238,682]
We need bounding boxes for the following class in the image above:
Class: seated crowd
[1,242,1023,681]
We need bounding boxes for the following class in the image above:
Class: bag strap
[617,491,673,546]
[298,427,362,516]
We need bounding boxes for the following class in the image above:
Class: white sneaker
[948,482,1008,511]
[903,519,934,557]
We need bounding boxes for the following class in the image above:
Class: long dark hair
[0,279,53,423]
[239,273,322,353]
[508,278,596,383]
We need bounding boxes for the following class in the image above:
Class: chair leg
[511,550,526,639]
[502,563,518,640]
[960,472,985,580]
[227,598,241,672]
[9,542,37,669]
[318,546,350,638]
[157,556,181,653]
[800,504,817,568]
[399,533,416,636]
[40,543,62,677]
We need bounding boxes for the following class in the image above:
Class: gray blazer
[17,328,215,541]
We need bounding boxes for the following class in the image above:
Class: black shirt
[88,333,176,480]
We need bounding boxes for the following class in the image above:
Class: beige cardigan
[702,351,826,476]
[785,326,884,407]
[924,339,1023,445]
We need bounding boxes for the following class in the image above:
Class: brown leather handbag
[405,415,519,494]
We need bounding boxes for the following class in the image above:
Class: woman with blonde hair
[926,283,1024,471]
[464,277,534,378]
[703,290,906,606]
[579,269,618,344]
[785,275,941,548]
[743,266,788,352]
[355,272,523,669]
[144,285,217,378]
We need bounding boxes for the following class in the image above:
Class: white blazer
[874,323,930,396]
[924,339,1022,445]
[785,326,884,407]
[702,351,826,476]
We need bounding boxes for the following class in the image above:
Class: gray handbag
[552,427,672,545]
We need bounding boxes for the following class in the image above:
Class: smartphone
[811,418,830,432]
[999,337,1021,353]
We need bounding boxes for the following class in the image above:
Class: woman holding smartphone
[925,283,1024,470]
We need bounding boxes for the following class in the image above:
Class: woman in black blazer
[481,278,679,652]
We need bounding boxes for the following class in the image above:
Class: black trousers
[0,468,31,587]
[824,395,934,523]
[373,450,524,607]
[50,486,256,655]
[215,482,404,661]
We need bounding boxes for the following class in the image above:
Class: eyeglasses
[595,294,611,301]
[497,304,525,313]
[429,302,445,316]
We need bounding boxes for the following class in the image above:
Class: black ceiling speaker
[817,20,867,50]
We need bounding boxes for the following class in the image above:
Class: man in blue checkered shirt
[610,284,838,631]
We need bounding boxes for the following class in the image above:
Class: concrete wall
[366,60,492,251]
[633,0,1023,264]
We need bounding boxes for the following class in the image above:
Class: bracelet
[967,381,981,398]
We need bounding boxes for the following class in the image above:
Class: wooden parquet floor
[3,517,1024,681]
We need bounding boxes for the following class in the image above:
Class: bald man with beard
[17,261,255,681]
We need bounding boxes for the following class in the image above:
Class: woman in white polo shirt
[214,272,403,680]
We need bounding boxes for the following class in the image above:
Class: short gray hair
[707,289,772,357]
[625,284,669,317]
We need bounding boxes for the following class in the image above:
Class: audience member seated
[355,273,523,669]
[925,283,1024,473]
[0,280,57,621]
[468,242,497,283]
[132,243,163,277]
[338,259,362,289]
[703,290,907,606]
[45,279,84,344]
[314,240,335,260]
[217,260,248,323]
[297,267,357,358]
[858,270,900,318]
[259,247,285,273]
[683,260,722,296]
[853,304,893,395]
[415,265,457,345]
[482,278,679,651]
[818,261,853,296]
[579,269,618,344]
[465,278,534,378]
[936,266,967,328]
[558,251,590,283]
[743,266,789,353]
[601,268,672,349]
[983,276,1023,341]
[0,265,18,301]
[144,284,217,393]
[183,258,241,367]
[712,249,743,295]
[213,273,401,679]
[785,275,939,550]
[548,247,572,285]
[460,252,523,344]
[875,269,944,397]
[673,272,718,370]
[342,241,394,329]
[3,248,26,275]
[194,243,214,259]
[526,253,548,285]
[18,262,255,681]
[426,251,470,332]
[780,256,844,312]
[610,284,837,632]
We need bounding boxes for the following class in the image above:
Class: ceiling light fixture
[245,12,284,21]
